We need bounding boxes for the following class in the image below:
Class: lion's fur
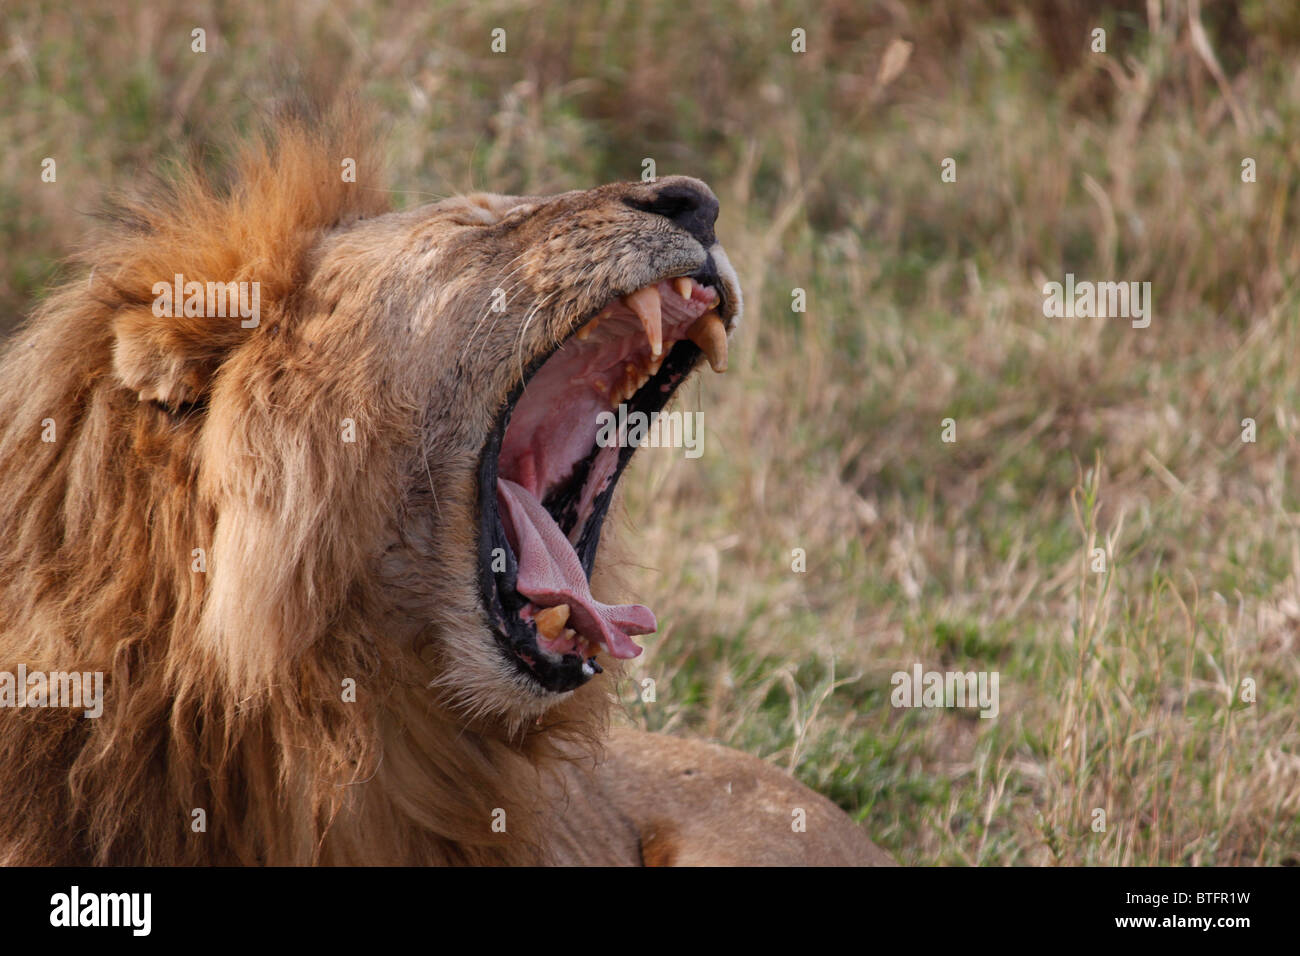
[0,104,892,867]
[0,106,623,865]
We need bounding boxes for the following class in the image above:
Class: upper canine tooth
[624,286,663,357]
[534,604,571,640]
[673,277,693,300]
[686,310,728,373]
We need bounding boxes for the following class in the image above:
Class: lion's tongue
[497,477,654,659]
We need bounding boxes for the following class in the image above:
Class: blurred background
[4,0,1300,864]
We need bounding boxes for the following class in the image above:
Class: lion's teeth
[577,304,614,340]
[623,285,663,357]
[648,355,663,377]
[534,604,570,640]
[673,276,693,300]
[686,309,728,373]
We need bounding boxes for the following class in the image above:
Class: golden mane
[0,106,610,865]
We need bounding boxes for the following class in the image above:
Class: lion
[0,105,893,866]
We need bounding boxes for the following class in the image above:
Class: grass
[4,0,1300,864]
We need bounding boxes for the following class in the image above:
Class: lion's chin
[477,266,736,694]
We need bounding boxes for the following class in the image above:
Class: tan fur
[0,104,890,865]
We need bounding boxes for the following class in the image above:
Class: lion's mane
[0,106,610,865]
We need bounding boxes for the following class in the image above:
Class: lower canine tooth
[534,604,571,640]
[686,310,728,373]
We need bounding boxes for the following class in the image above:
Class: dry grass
[4,0,1299,864]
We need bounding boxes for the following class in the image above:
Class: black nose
[631,180,719,246]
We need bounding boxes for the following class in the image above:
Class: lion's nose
[638,177,719,246]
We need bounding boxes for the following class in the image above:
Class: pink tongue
[496,478,655,659]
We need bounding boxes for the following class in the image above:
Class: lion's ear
[111,306,239,408]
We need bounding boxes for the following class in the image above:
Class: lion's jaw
[307,177,743,725]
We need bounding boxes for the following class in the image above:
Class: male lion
[0,108,892,866]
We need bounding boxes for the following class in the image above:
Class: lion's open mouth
[478,267,731,693]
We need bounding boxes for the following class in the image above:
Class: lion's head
[0,107,739,863]
[354,176,741,719]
